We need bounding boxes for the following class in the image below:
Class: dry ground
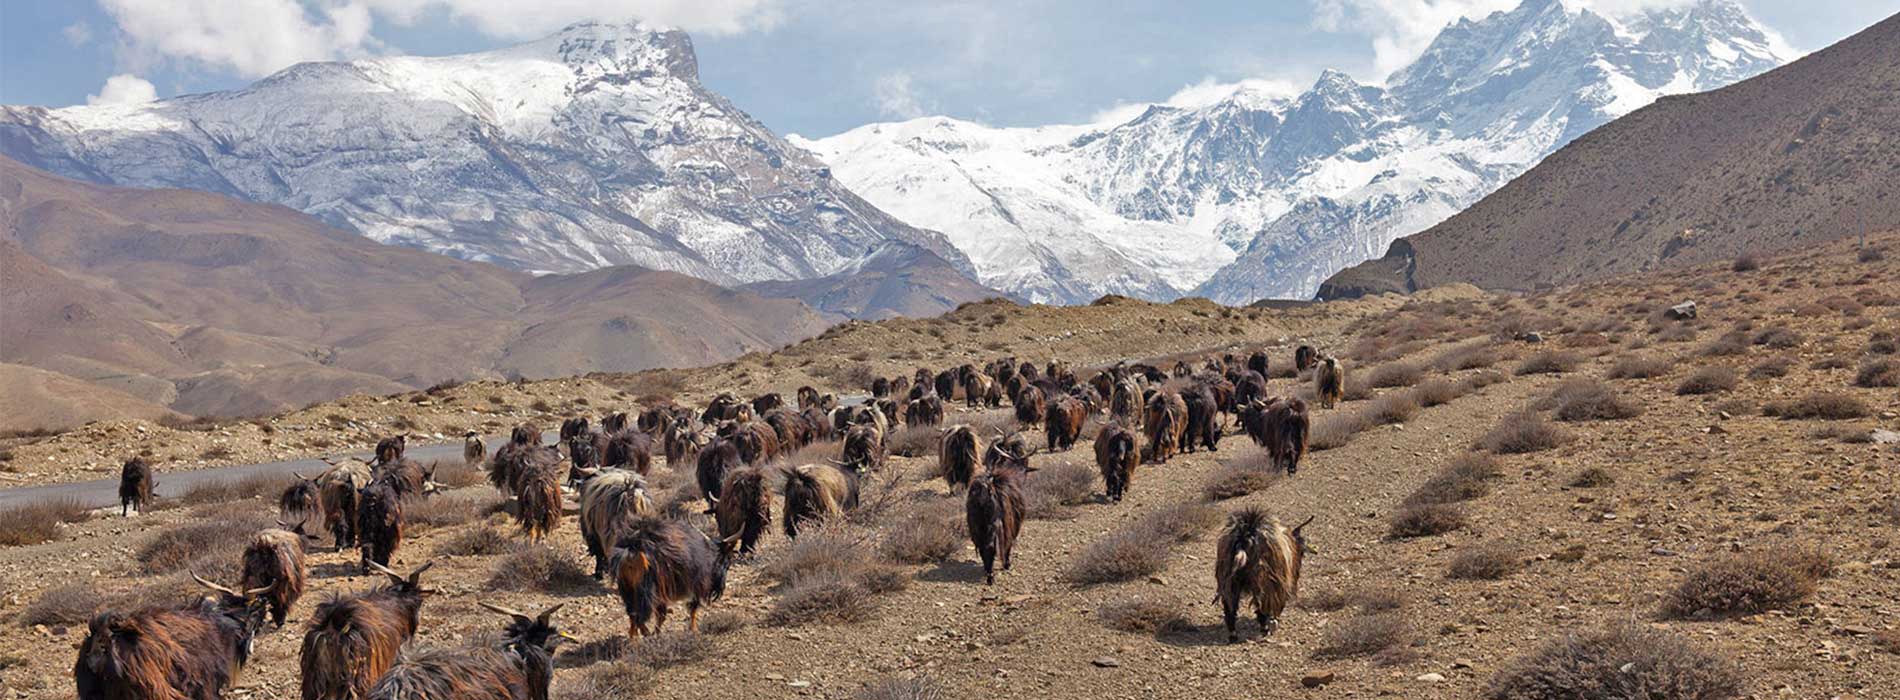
[1,234,1896,699]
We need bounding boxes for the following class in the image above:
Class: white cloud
[86,74,159,105]
[97,0,783,80]
[873,72,929,120]
[62,21,93,46]
[1089,76,1304,125]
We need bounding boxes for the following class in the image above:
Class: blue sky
[2,0,1894,137]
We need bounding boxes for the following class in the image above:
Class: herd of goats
[79,346,1348,700]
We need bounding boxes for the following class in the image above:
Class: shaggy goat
[1294,345,1318,372]
[576,468,654,577]
[696,437,743,506]
[513,454,563,542]
[119,456,155,517]
[280,473,323,531]
[317,457,372,549]
[906,394,945,427]
[781,463,860,539]
[1014,385,1047,427]
[709,467,772,556]
[1045,395,1088,452]
[1110,378,1144,429]
[966,463,1033,585]
[839,424,885,474]
[611,517,737,639]
[462,431,486,468]
[357,472,406,572]
[486,424,543,497]
[1314,356,1345,409]
[75,574,270,700]
[241,523,311,627]
[1214,510,1311,642]
[1268,398,1310,475]
[1142,391,1188,464]
[939,425,982,492]
[300,561,434,700]
[1181,383,1222,453]
[1094,423,1139,503]
[366,603,571,700]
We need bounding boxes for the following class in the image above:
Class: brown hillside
[1321,11,1900,298]
[743,241,1010,320]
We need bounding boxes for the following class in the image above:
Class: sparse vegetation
[1201,455,1280,501]
[1569,467,1615,488]
[1676,366,1738,395]
[1096,597,1190,635]
[1515,350,1581,376]
[0,497,93,547]
[1661,544,1832,619]
[1761,391,1870,420]
[1448,542,1522,580]
[1606,354,1673,379]
[1366,362,1425,388]
[1312,612,1410,660]
[1405,453,1501,506]
[854,677,947,700]
[435,525,521,557]
[1066,502,1217,585]
[1485,625,1743,700]
[1388,502,1465,538]
[879,501,965,564]
[486,544,594,592]
[19,583,102,626]
[1855,358,1898,387]
[1731,253,1760,272]
[135,514,268,574]
[1023,459,1097,519]
[1544,379,1642,421]
[1480,411,1569,454]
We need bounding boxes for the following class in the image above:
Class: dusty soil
[1,234,1896,699]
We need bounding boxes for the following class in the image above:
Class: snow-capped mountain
[799,0,1795,303]
[0,22,972,286]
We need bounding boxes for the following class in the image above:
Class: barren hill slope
[1320,11,1900,298]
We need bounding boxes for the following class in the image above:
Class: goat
[1247,351,1269,380]
[871,377,892,398]
[966,463,1033,585]
[487,424,542,496]
[1269,398,1310,475]
[1233,370,1268,410]
[1094,423,1139,503]
[722,420,781,466]
[1314,356,1345,409]
[663,416,706,467]
[76,574,271,700]
[1142,391,1188,464]
[280,473,323,531]
[317,457,372,549]
[119,457,154,517]
[601,429,655,475]
[558,417,590,444]
[1181,383,1222,453]
[367,603,571,700]
[962,371,997,408]
[797,386,821,410]
[1044,395,1087,452]
[906,394,944,427]
[985,432,1035,472]
[939,425,982,492]
[462,431,486,468]
[375,458,437,501]
[782,463,860,539]
[513,450,563,542]
[373,435,408,466]
[839,424,885,474]
[695,437,743,506]
[357,472,405,572]
[1214,510,1311,642]
[241,522,311,627]
[708,467,771,556]
[300,561,434,700]
[934,370,958,401]
[1295,345,1318,373]
[1014,385,1047,427]
[751,393,784,415]
[701,393,743,424]
[802,405,835,442]
[577,468,653,577]
[764,408,815,451]
[1110,378,1144,429]
[610,517,737,640]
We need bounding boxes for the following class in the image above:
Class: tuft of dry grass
[1544,379,1643,421]
[879,501,965,565]
[1480,411,1569,454]
[1307,410,1371,451]
[135,514,269,574]
[626,631,713,669]
[486,544,594,592]
[1448,542,1522,580]
[1751,326,1803,349]
[1312,613,1411,660]
[0,497,93,547]
[1731,253,1760,272]
[1365,362,1426,388]
[1023,459,1098,519]
[1569,467,1615,488]
[1746,357,1793,379]
[406,493,501,533]
[1362,392,1419,426]
[19,584,103,626]
[1761,392,1870,420]
[1388,503,1465,538]
[1201,454,1281,502]
[435,525,522,557]
[1433,344,1501,372]
[1676,366,1738,395]
[1514,350,1581,376]
[1410,378,1463,407]
[854,678,947,700]
[1606,354,1673,379]
[1698,331,1750,357]
[886,426,940,458]
[766,573,877,627]
[561,660,656,699]
[1096,597,1190,635]
[1661,544,1833,619]
[1405,453,1501,506]
[1485,625,1744,700]
[1855,358,1899,388]
[1065,502,1217,585]
[764,524,872,587]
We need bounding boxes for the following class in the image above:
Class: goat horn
[191,572,239,596]
[365,560,401,577]
[409,561,436,581]
[1294,515,1315,532]
[244,585,274,596]
[536,604,565,626]
[479,602,530,622]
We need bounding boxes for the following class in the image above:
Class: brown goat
[782,463,860,539]
[1314,356,1345,409]
[984,432,1035,472]
[709,467,772,556]
[906,394,944,427]
[723,420,781,466]
[797,386,821,410]
[839,424,885,474]
[514,453,563,542]
[1142,391,1188,464]
[1214,510,1311,642]
[1269,398,1311,475]
[765,408,816,451]
[611,517,736,639]
[601,429,655,475]
[367,603,571,700]
[300,562,434,700]
[280,473,323,529]
[939,425,982,492]
[961,372,996,409]
[695,437,743,506]
[966,464,1033,585]
[462,431,486,468]
[663,417,706,467]
[1110,378,1144,429]
[119,456,154,517]
[1014,385,1047,427]
[317,457,372,550]
[751,393,785,415]
[487,424,543,496]
[1295,344,1318,372]
[1180,383,1222,453]
[577,469,653,577]
[357,471,406,572]
[1044,395,1088,452]
[373,435,408,466]
[241,523,311,627]
[76,574,270,700]
[1094,423,1139,503]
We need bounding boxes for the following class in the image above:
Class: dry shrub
[1096,597,1190,634]
[1867,331,1898,355]
[1448,543,1522,580]
[135,514,269,574]
[1731,254,1760,272]
[886,425,940,458]
[1545,379,1642,421]
[1606,354,1673,379]
[1308,410,1370,451]
[562,660,655,699]
[1366,362,1425,389]
[1389,503,1465,538]
[763,524,872,587]
[1313,612,1410,660]
[1661,545,1833,619]
[1464,368,1507,390]
[1746,357,1792,379]
[486,544,594,592]
[1675,366,1738,395]
[880,501,965,564]
[1656,325,1699,344]
[1433,344,1500,372]
[766,573,877,627]
[1480,412,1569,454]
[1405,453,1500,506]
[0,497,93,547]
[1807,425,1873,444]
[430,461,486,489]
[435,525,521,557]
[1485,624,1743,700]
[1569,467,1615,488]
[1201,456,1280,501]
[855,678,946,700]
[1761,392,1870,420]
[781,440,843,469]
[1698,331,1750,357]
[1515,351,1580,376]
[626,631,712,669]
[1362,392,1419,425]
[1411,378,1463,407]
[1300,587,1405,613]
[19,584,102,626]
[1341,377,1375,402]
[698,610,746,635]
[1751,326,1803,349]
[1023,459,1098,519]
[1860,247,1886,263]
[406,492,500,533]
[1855,358,1899,388]
[1065,502,1217,585]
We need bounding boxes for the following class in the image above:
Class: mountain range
[1320,9,1900,298]
[799,0,1796,303]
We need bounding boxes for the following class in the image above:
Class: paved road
[0,438,494,512]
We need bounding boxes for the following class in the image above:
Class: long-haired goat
[487,424,542,496]
[1214,510,1311,642]
[611,517,737,639]
[119,456,154,517]
[1269,398,1310,475]
[939,425,981,492]
[663,417,706,467]
[1110,378,1144,429]
[1044,395,1087,452]
[765,408,815,451]
[1181,383,1221,453]
[1295,345,1318,372]
[317,457,372,549]
[280,473,323,530]
[577,469,653,578]
[463,431,486,468]
[1314,356,1345,409]
[1142,391,1188,464]
[373,435,408,466]
[839,424,885,474]
[299,561,434,700]
[366,603,571,700]
[906,394,944,427]
[782,463,860,539]
[513,452,563,542]
[724,420,780,466]
[966,463,1033,585]
[357,473,405,572]
[709,467,771,556]
[1014,385,1047,427]
[241,522,311,627]
[601,430,655,475]
[695,437,743,506]
[76,574,270,700]
[1094,423,1139,503]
